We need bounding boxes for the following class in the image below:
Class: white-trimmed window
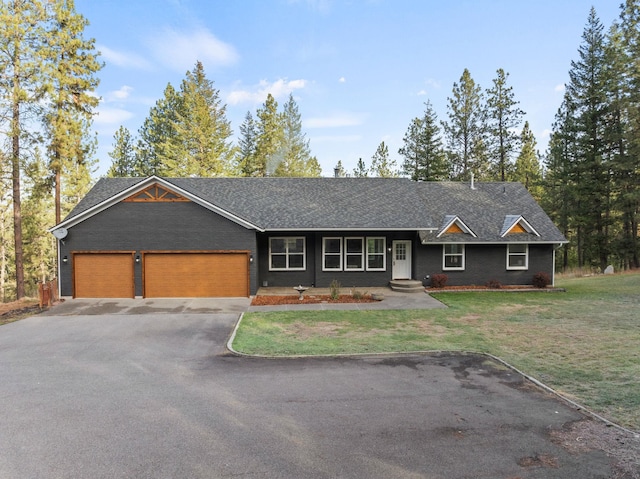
[507,244,528,270]
[322,236,387,271]
[443,244,465,270]
[366,237,386,271]
[345,237,364,270]
[323,237,343,271]
[269,237,306,271]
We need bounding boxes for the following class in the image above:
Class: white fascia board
[50,176,264,233]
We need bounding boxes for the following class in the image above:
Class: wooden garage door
[143,252,249,298]
[74,253,135,298]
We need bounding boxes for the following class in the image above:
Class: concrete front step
[389,280,425,293]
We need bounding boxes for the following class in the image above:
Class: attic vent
[124,184,190,203]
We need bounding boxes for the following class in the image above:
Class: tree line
[1,1,638,301]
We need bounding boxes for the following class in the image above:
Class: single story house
[50,175,567,298]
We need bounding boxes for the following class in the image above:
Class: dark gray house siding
[59,201,258,296]
[415,243,556,287]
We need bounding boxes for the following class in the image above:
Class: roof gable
[437,215,477,238]
[500,215,540,237]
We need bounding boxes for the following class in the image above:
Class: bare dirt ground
[251,294,377,305]
[0,299,41,325]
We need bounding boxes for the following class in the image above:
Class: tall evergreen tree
[136,83,181,176]
[165,61,234,177]
[565,7,612,270]
[255,93,284,176]
[274,94,318,177]
[485,69,524,181]
[399,101,449,181]
[237,111,259,177]
[0,0,47,299]
[513,122,542,199]
[41,0,101,224]
[443,69,488,180]
[370,141,398,177]
[615,0,640,268]
[107,126,138,177]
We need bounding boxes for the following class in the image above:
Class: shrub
[329,279,341,299]
[351,288,367,300]
[430,274,448,288]
[532,272,551,288]
[485,279,502,289]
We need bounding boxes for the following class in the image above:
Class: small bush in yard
[329,279,341,300]
[532,272,551,288]
[485,279,502,289]
[430,274,448,288]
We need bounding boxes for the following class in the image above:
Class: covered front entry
[392,240,412,280]
[143,252,249,298]
[73,252,135,298]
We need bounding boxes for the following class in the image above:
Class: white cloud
[554,83,566,92]
[227,79,307,105]
[417,89,427,96]
[339,77,346,83]
[147,27,238,72]
[94,106,134,125]
[309,134,362,143]
[98,45,153,70]
[106,85,134,102]
[305,112,365,128]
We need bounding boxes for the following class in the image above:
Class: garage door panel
[74,253,134,298]
[144,253,248,298]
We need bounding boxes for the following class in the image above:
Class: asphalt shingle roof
[63,177,566,243]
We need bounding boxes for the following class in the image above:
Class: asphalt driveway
[0,305,619,478]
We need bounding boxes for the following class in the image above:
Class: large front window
[507,244,528,270]
[443,244,465,270]
[322,236,387,271]
[269,237,305,270]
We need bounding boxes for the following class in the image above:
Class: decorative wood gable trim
[437,215,477,238]
[501,215,540,237]
[123,183,190,203]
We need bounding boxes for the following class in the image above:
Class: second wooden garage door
[143,252,249,298]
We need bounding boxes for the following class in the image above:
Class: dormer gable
[500,215,540,237]
[123,183,190,203]
[437,215,477,238]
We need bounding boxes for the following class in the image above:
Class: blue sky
[76,0,622,177]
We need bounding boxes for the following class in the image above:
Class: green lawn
[233,272,640,431]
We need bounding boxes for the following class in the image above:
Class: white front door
[392,240,412,279]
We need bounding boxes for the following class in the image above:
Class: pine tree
[0,0,48,299]
[370,141,398,177]
[565,7,612,270]
[107,126,138,177]
[274,94,318,177]
[333,160,346,177]
[41,0,101,224]
[255,94,284,176]
[136,84,181,176]
[485,69,524,181]
[352,158,369,177]
[615,0,640,268]
[443,69,488,180]
[399,101,449,181]
[513,122,542,199]
[237,111,259,177]
[164,61,234,177]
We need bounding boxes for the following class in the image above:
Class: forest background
[1,0,638,300]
